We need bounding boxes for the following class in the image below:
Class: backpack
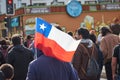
[81,44,100,79]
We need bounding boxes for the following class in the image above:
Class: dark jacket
[26,55,79,80]
[7,45,34,80]
[0,51,5,66]
[0,70,5,80]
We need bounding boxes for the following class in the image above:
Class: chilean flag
[34,18,80,62]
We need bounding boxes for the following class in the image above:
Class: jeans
[105,61,112,80]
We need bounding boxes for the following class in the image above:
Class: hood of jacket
[12,45,26,52]
[80,39,93,48]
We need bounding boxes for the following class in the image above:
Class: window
[33,3,46,6]
[51,0,64,5]
[98,0,112,3]
[85,1,97,4]
[51,2,64,5]
[21,3,26,7]
[90,6,97,11]
[33,3,39,6]
[39,3,46,6]
[114,0,120,2]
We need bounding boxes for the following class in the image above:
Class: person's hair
[89,34,96,43]
[0,63,14,79]
[100,27,111,36]
[0,39,7,45]
[5,37,9,40]
[67,31,73,37]
[78,28,90,39]
[0,39,8,49]
[55,26,62,31]
[27,35,32,40]
[11,34,21,46]
[110,24,120,35]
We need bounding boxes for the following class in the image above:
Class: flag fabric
[34,18,80,62]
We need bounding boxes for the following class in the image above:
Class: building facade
[1,0,120,15]
[0,0,6,14]
[0,0,120,37]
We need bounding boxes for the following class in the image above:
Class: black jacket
[0,51,5,66]
[7,45,34,80]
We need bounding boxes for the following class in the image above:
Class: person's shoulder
[23,46,33,53]
[31,55,45,63]
[29,55,45,67]
[77,43,85,49]
[32,55,63,65]
[29,59,37,65]
[114,44,120,49]
[8,47,15,55]
[107,33,119,38]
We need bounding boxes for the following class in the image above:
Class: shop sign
[66,0,82,17]
[26,18,35,25]
[25,25,35,35]
[25,18,35,35]
[11,16,20,27]
[101,4,120,10]
[25,7,50,14]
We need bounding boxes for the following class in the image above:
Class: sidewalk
[100,66,107,80]
[100,78,107,80]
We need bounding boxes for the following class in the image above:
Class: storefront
[0,3,120,37]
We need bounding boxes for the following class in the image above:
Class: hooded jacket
[72,39,98,80]
[7,45,34,80]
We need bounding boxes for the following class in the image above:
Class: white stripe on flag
[48,26,80,51]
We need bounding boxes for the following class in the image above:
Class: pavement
[100,78,107,80]
[100,66,107,80]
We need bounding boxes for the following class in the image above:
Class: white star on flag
[40,24,46,30]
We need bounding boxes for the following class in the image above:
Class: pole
[30,0,32,5]
[21,15,25,37]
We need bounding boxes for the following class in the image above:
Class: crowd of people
[0,23,120,80]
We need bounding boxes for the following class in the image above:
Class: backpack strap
[80,44,94,58]
[80,44,95,76]
[118,44,120,63]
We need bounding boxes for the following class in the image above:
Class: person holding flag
[26,18,80,80]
